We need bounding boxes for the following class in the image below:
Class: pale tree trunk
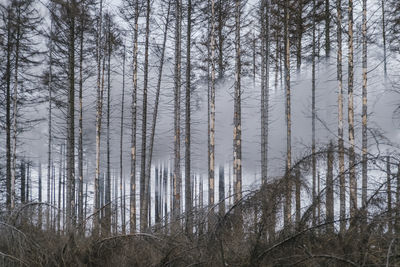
[396,161,400,233]
[146,0,171,229]
[261,0,270,185]
[120,44,126,234]
[348,0,357,218]
[140,0,151,232]
[173,0,182,223]
[337,0,346,234]
[47,20,53,228]
[326,142,334,233]
[361,0,368,215]
[94,0,104,236]
[58,145,62,233]
[163,165,168,228]
[155,167,159,224]
[11,6,21,210]
[78,11,85,234]
[130,0,139,234]
[105,16,112,236]
[284,0,292,228]
[185,0,193,235]
[312,0,317,228]
[209,0,216,227]
[21,160,25,203]
[233,0,243,230]
[362,0,368,208]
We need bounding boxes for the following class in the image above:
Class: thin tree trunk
[361,0,368,214]
[21,160,25,203]
[173,0,182,224]
[11,6,21,210]
[381,0,387,77]
[5,6,12,209]
[387,156,392,234]
[78,11,85,234]
[185,0,193,236]
[140,0,151,232]
[348,0,357,218]
[38,162,42,229]
[326,142,334,232]
[130,0,139,234]
[58,145,62,233]
[105,16,112,236]
[233,0,243,230]
[219,165,225,216]
[94,0,104,236]
[209,0,216,228]
[120,44,126,235]
[284,0,292,228]
[337,0,346,234]
[325,0,331,57]
[312,0,317,228]
[295,168,301,224]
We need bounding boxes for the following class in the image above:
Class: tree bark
[284,0,292,228]
[219,165,225,216]
[140,0,151,232]
[94,0,104,236]
[185,0,193,236]
[387,156,392,234]
[361,0,368,214]
[325,0,331,57]
[173,0,182,224]
[312,0,317,228]
[326,142,334,233]
[233,0,243,230]
[120,44,126,234]
[348,0,357,218]
[130,0,139,234]
[336,0,346,234]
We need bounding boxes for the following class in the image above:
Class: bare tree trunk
[21,160,25,203]
[209,0,216,228]
[105,16,112,236]
[185,0,193,236]
[348,0,357,218]
[381,0,387,77]
[326,142,334,233]
[284,0,292,228]
[120,44,126,235]
[387,156,392,234]
[361,0,368,215]
[295,0,303,72]
[140,0,151,232]
[233,0,242,230]
[130,0,139,234]
[295,168,301,225]
[173,0,182,224]
[219,165,225,216]
[396,161,400,233]
[325,0,330,57]
[58,145,62,233]
[261,0,270,185]
[5,6,12,209]
[163,164,168,228]
[155,166,160,225]
[312,0,317,228]
[11,6,21,210]
[217,0,224,79]
[94,0,104,236]
[78,11,85,234]
[38,163,42,229]
[336,0,346,234]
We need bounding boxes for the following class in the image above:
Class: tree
[173,0,182,223]
[140,0,151,232]
[233,0,242,229]
[336,0,345,234]
[348,0,356,218]
[283,0,292,227]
